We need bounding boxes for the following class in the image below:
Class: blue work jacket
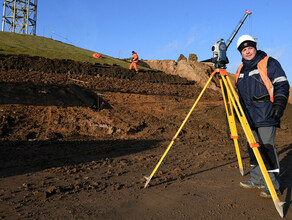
[236,50,290,128]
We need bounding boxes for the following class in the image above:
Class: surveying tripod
[143,66,285,218]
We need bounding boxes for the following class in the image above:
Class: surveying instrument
[143,10,285,218]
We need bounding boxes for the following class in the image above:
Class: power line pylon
[2,0,38,35]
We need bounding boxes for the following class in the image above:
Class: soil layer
[0,55,291,219]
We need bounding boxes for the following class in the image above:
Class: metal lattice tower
[2,0,38,35]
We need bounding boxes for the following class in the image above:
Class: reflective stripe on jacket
[236,56,274,102]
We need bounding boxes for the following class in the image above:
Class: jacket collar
[242,50,267,70]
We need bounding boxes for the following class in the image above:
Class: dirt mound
[0,54,291,219]
[290,88,292,104]
[0,54,194,85]
[0,66,219,141]
[145,59,221,89]
[145,58,238,90]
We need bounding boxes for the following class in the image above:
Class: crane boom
[226,10,252,49]
[201,10,252,68]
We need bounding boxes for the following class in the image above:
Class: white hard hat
[237,35,257,52]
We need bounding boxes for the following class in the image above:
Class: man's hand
[269,105,284,120]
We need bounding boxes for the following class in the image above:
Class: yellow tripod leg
[144,71,217,188]
[220,72,284,218]
[219,78,244,176]
[252,147,285,217]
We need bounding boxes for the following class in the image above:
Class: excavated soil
[0,54,291,219]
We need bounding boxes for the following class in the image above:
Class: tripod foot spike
[144,176,152,188]
[239,168,244,176]
[274,199,285,218]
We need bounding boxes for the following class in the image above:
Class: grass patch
[0,31,135,69]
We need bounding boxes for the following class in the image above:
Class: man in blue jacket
[235,35,290,198]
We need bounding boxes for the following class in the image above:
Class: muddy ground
[0,55,291,219]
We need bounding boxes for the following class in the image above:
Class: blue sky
[2,0,292,84]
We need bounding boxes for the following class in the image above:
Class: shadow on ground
[0,139,162,178]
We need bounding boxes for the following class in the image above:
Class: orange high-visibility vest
[132,53,139,63]
[235,56,274,102]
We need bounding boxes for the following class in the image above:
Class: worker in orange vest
[129,51,139,73]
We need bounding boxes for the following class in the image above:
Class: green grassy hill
[0,31,133,69]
